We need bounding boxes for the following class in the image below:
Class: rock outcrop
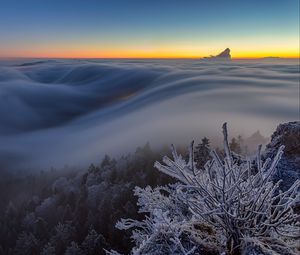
[203,48,231,60]
[216,48,231,58]
[264,121,300,190]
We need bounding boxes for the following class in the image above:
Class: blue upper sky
[0,0,299,58]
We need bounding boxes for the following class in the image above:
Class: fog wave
[0,58,298,170]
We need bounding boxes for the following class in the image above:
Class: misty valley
[0,58,299,255]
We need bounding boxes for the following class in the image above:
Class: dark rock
[264,121,300,190]
[216,48,231,58]
[203,48,231,60]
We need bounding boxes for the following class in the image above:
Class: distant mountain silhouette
[262,56,280,59]
[203,48,231,60]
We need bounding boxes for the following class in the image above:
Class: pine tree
[101,155,112,168]
[34,217,49,242]
[41,242,56,255]
[229,137,242,154]
[194,137,211,169]
[65,241,82,255]
[81,228,107,255]
[14,232,39,255]
[50,222,75,254]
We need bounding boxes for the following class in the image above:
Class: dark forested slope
[0,122,299,255]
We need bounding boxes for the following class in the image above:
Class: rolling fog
[0,58,298,170]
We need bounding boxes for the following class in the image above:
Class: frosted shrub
[114,124,300,255]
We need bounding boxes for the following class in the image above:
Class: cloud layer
[0,58,298,170]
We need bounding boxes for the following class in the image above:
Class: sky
[0,0,299,58]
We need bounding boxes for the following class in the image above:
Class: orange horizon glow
[1,50,299,59]
[1,34,299,59]
[1,40,299,59]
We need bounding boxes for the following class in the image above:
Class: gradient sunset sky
[0,0,299,58]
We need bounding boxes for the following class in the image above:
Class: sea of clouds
[0,58,298,170]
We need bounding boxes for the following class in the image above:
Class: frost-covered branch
[155,123,299,254]
[113,123,300,255]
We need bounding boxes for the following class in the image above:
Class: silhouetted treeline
[0,144,176,254]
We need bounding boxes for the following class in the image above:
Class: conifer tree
[194,137,211,169]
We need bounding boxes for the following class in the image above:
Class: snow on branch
[113,123,300,255]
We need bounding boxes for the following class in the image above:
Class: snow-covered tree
[50,222,76,254]
[64,241,82,255]
[81,228,107,254]
[14,232,39,255]
[41,242,56,255]
[115,184,222,254]
[115,123,300,255]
